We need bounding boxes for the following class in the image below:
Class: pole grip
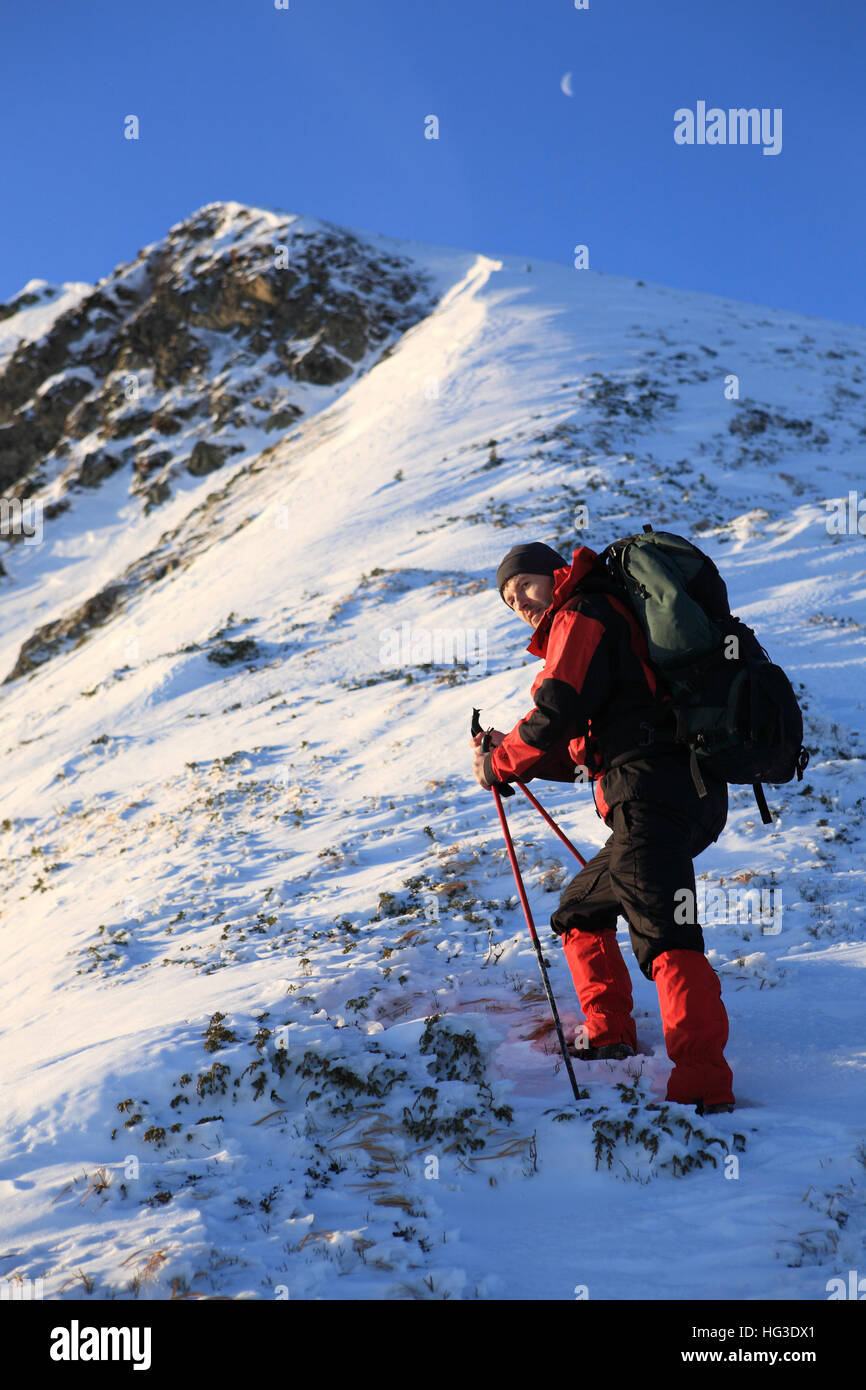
[476,717,513,796]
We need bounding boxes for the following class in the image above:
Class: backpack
[599,524,810,824]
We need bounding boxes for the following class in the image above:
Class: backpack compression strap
[752,782,772,825]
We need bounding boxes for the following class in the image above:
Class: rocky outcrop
[5,582,127,683]
[0,201,438,684]
[0,201,436,524]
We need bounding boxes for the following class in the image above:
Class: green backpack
[601,525,809,823]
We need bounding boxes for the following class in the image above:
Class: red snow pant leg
[551,753,732,1097]
[652,948,735,1107]
[562,928,637,1050]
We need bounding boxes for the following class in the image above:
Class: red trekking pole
[517,781,587,868]
[471,710,584,1103]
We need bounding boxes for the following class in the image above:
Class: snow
[0,280,93,369]
[0,202,865,1300]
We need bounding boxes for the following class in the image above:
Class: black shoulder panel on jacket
[518,677,583,749]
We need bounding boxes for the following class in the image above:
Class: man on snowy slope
[471,540,735,1115]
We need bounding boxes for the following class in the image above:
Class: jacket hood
[525,546,599,657]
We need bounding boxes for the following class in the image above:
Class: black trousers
[549,751,728,979]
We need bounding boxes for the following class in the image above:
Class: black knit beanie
[496,542,568,602]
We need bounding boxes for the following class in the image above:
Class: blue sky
[1,0,863,324]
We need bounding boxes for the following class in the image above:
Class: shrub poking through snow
[579,1077,746,1180]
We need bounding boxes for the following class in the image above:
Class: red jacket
[484,547,670,823]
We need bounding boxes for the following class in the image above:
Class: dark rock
[0,375,94,489]
[151,410,184,436]
[105,408,154,440]
[187,440,230,476]
[4,583,125,683]
[211,392,247,430]
[133,449,173,479]
[43,499,71,522]
[66,394,105,438]
[0,289,43,323]
[290,340,353,385]
[76,451,125,488]
[263,406,302,432]
[143,479,172,511]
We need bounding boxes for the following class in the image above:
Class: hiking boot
[572,1041,636,1061]
[696,1100,735,1116]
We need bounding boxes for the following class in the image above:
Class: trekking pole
[469,709,586,866]
[473,716,583,1103]
[515,782,586,867]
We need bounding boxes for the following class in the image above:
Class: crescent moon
[561,71,574,97]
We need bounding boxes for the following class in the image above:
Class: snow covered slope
[0,201,864,1301]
